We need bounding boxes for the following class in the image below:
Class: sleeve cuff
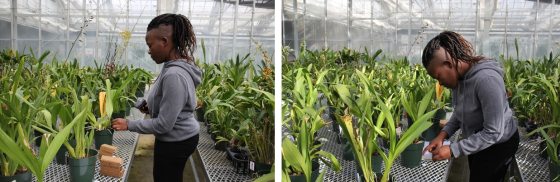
[450,142,461,158]
[127,119,139,132]
[441,127,455,139]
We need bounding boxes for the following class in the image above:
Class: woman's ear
[161,36,170,47]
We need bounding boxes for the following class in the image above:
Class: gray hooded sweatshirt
[443,59,518,158]
[128,60,201,142]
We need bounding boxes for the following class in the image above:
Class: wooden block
[100,155,123,167]
[99,150,114,156]
[100,166,124,178]
[100,164,121,171]
[100,144,117,154]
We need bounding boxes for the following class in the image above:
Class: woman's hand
[423,131,448,155]
[139,105,150,114]
[135,99,150,114]
[432,145,452,161]
[424,137,444,155]
[111,118,128,131]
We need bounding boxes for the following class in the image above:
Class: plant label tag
[249,161,255,171]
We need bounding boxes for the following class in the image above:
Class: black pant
[468,131,519,182]
[153,134,199,182]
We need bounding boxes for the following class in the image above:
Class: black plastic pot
[34,130,43,147]
[313,140,322,152]
[288,160,319,182]
[288,173,310,182]
[550,160,560,182]
[338,133,348,144]
[0,171,32,182]
[196,107,206,123]
[343,143,354,161]
[328,106,341,133]
[56,147,68,164]
[68,149,98,182]
[94,129,114,149]
[56,139,76,164]
[225,147,244,161]
[401,142,424,168]
[231,151,249,174]
[210,133,217,142]
[540,140,548,159]
[214,140,229,151]
[434,109,447,120]
[422,120,441,141]
[372,154,383,175]
[250,161,272,175]
[524,120,539,139]
[356,157,388,182]
[112,111,126,119]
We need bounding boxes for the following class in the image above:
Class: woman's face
[145,29,167,64]
[426,48,459,89]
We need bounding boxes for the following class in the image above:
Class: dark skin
[111,25,183,131]
[423,48,471,161]
[137,100,149,113]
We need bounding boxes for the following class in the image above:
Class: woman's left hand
[111,118,128,131]
[432,145,452,161]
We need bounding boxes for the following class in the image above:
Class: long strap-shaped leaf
[528,124,560,164]
[38,107,83,181]
[0,124,39,177]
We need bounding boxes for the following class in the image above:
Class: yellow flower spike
[341,114,355,138]
[436,82,444,102]
[8,49,16,58]
[119,30,132,43]
[50,88,56,97]
[342,114,352,124]
[262,67,272,80]
[99,91,106,117]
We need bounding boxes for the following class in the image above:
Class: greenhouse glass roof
[0,0,274,72]
[283,0,560,60]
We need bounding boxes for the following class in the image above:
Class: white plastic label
[249,161,255,171]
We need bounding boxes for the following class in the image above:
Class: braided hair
[147,13,196,63]
[422,31,484,69]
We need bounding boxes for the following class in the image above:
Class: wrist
[126,119,135,131]
[125,119,129,130]
[437,131,448,140]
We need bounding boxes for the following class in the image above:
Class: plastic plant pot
[68,149,98,182]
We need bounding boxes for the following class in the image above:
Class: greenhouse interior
[2,0,560,181]
[0,0,274,182]
[282,0,560,182]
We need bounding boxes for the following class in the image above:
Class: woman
[421,31,519,182]
[111,13,201,182]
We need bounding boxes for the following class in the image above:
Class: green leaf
[282,137,306,177]
[0,126,39,179]
[316,150,340,171]
[40,107,82,173]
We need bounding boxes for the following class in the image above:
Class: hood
[164,60,202,87]
[463,59,504,80]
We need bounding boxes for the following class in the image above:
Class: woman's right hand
[139,104,150,114]
[135,99,149,114]
[423,131,448,154]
